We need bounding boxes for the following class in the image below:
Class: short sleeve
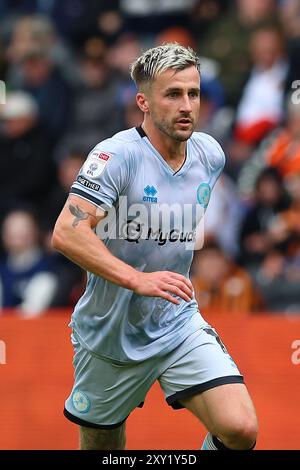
[207,135,225,174]
[198,133,226,186]
[70,139,131,211]
[212,142,225,186]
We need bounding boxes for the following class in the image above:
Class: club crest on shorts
[72,390,91,413]
[197,183,211,208]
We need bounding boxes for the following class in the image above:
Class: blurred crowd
[0,0,300,316]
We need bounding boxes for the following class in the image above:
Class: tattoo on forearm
[69,204,97,228]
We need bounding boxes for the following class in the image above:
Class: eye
[189,91,199,98]
[168,91,180,98]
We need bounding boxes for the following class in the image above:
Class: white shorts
[64,325,244,429]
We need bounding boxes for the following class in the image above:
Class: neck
[141,119,187,161]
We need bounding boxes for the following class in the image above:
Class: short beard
[154,117,194,142]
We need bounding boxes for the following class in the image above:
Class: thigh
[180,383,257,436]
[159,326,244,410]
[80,422,126,450]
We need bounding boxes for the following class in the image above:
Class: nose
[179,94,192,114]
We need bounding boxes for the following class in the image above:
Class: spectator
[239,167,290,270]
[196,80,232,144]
[37,149,89,309]
[234,25,288,146]
[108,32,142,80]
[191,243,260,313]
[204,174,244,258]
[11,43,72,142]
[254,248,300,313]
[279,0,300,93]
[60,37,123,154]
[40,150,86,233]
[0,91,55,223]
[238,97,300,196]
[264,98,300,176]
[118,82,143,128]
[156,26,197,49]
[0,1,122,45]
[279,0,300,38]
[0,33,7,81]
[190,0,228,42]
[120,0,197,36]
[6,14,75,84]
[194,0,279,106]
[267,172,300,254]
[240,170,300,313]
[0,209,58,316]
[107,33,144,129]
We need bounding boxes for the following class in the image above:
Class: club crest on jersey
[197,183,211,208]
[143,185,158,203]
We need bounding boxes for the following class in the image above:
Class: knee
[217,415,258,450]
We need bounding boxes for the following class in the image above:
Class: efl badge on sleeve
[83,150,111,179]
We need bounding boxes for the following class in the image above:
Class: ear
[136,92,149,113]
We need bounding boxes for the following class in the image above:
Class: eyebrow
[165,87,201,93]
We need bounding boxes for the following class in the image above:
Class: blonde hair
[130,43,200,89]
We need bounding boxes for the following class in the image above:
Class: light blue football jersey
[69,126,225,363]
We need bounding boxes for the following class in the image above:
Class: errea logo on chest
[143,185,158,203]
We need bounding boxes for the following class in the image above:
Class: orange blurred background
[0,311,299,450]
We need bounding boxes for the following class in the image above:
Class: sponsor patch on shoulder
[77,175,100,191]
[82,155,109,179]
[98,152,110,161]
[89,149,111,161]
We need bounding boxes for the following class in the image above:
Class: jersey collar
[135,126,191,177]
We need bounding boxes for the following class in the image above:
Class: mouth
[176,119,193,128]
[177,118,192,124]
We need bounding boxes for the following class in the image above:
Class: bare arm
[52,195,193,304]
